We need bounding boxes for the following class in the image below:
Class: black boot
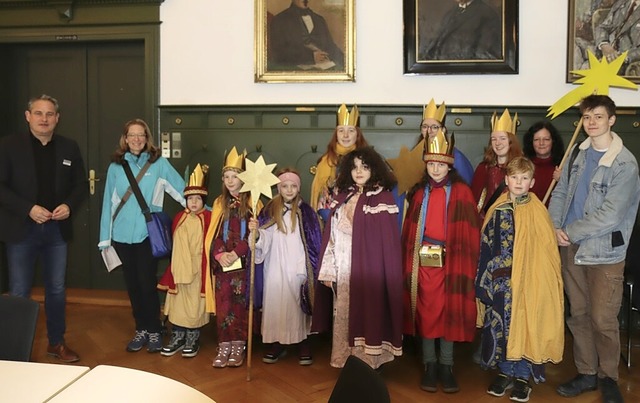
[438,363,459,393]
[420,362,438,392]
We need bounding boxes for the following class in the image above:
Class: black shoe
[556,374,597,397]
[420,362,438,392]
[600,377,623,403]
[510,378,532,402]
[488,373,514,397]
[262,343,286,364]
[438,363,459,393]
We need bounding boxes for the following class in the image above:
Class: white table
[48,364,215,402]
[0,360,90,403]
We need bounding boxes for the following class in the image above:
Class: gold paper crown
[424,128,455,165]
[184,163,209,197]
[422,99,446,123]
[337,104,359,126]
[222,147,246,173]
[491,109,518,135]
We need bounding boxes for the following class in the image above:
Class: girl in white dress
[249,169,322,365]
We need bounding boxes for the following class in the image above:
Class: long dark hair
[523,121,565,166]
[335,147,397,193]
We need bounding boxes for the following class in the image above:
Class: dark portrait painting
[404,0,518,74]
[255,0,355,83]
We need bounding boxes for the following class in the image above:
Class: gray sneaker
[126,330,148,352]
[147,332,162,353]
[182,329,200,358]
[161,330,186,356]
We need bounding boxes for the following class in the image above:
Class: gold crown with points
[337,104,359,126]
[424,128,455,165]
[422,99,446,123]
[222,146,246,173]
[491,109,518,135]
[184,163,209,197]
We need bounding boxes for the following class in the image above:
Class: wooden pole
[246,209,257,381]
[542,117,584,205]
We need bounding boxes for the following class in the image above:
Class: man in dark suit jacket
[0,94,87,362]
[423,0,501,60]
[268,0,344,70]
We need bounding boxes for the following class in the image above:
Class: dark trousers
[114,239,161,333]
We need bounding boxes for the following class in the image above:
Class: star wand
[237,156,279,381]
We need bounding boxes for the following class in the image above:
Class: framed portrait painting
[403,0,518,74]
[255,0,355,83]
[568,0,640,83]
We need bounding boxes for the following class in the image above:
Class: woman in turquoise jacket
[99,118,185,353]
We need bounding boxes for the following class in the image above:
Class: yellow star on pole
[237,156,280,212]
[387,139,425,195]
[547,50,637,119]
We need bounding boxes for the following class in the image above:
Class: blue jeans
[7,221,68,345]
[498,359,531,380]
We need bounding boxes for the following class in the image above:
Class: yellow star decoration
[387,139,426,195]
[547,50,637,119]
[237,156,280,212]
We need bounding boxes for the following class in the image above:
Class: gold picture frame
[255,0,355,83]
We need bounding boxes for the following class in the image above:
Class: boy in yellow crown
[476,156,564,402]
[157,164,211,358]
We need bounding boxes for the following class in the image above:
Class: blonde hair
[263,168,302,233]
[506,156,535,177]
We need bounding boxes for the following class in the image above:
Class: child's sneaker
[161,329,186,356]
[147,332,162,353]
[263,342,286,364]
[182,329,200,358]
[510,378,532,402]
[227,341,246,367]
[487,373,514,397]
[212,342,231,368]
[126,330,148,352]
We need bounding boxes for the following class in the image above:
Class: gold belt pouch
[419,245,445,267]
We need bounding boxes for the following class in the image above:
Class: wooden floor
[28,289,640,403]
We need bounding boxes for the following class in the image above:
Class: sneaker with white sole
[182,329,200,358]
[227,340,246,367]
[487,373,514,397]
[510,378,532,402]
[161,330,186,356]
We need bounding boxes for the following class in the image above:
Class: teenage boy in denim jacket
[549,95,640,403]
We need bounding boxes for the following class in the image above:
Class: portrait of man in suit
[268,0,345,71]
[419,0,502,61]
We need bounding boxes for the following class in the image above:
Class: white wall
[159,0,639,107]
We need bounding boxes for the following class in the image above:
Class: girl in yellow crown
[157,164,211,358]
[402,129,480,393]
[310,104,369,222]
[204,147,259,368]
[471,109,523,217]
